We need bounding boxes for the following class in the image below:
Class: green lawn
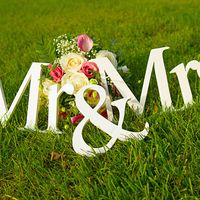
[0,0,200,199]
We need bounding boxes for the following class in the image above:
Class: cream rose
[96,50,118,68]
[60,53,86,73]
[42,79,55,96]
[61,72,89,94]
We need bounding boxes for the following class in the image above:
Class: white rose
[61,72,89,94]
[96,50,118,68]
[60,53,86,73]
[42,79,55,96]
[118,65,129,73]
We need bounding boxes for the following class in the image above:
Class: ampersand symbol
[72,84,149,156]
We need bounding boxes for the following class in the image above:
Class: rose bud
[48,64,53,69]
[49,66,64,82]
[77,34,93,52]
[80,61,99,78]
[71,114,84,124]
[100,110,108,119]
[58,111,67,120]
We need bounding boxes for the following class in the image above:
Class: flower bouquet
[40,34,129,130]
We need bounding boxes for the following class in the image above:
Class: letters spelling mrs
[0,47,199,156]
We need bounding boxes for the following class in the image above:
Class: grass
[0,0,200,199]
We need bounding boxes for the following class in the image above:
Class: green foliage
[0,0,200,199]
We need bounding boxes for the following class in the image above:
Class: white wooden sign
[0,47,199,156]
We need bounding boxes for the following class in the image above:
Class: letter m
[92,47,172,115]
[0,63,47,129]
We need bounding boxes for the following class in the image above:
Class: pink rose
[80,61,99,78]
[71,114,84,124]
[49,66,64,82]
[77,34,93,52]
[71,110,107,124]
